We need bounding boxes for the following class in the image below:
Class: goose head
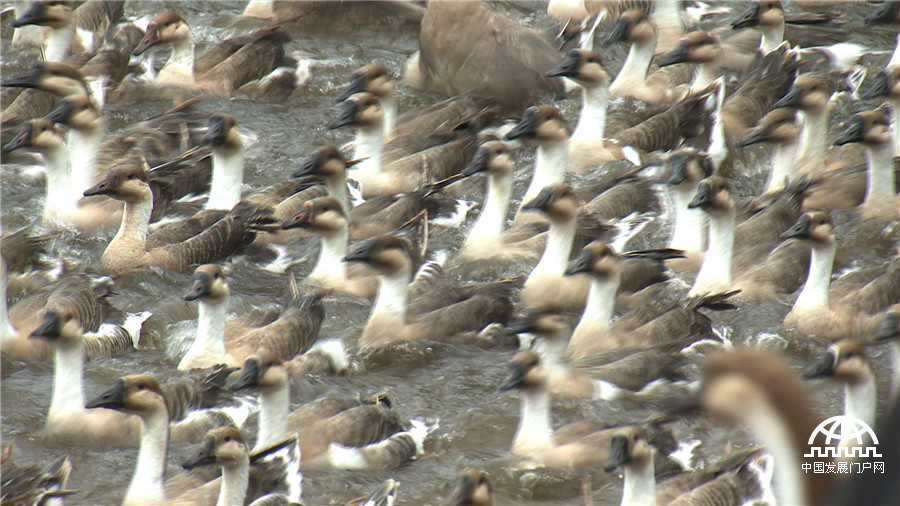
[498,351,546,392]
[86,375,167,417]
[201,114,242,155]
[804,340,872,386]
[134,11,191,56]
[504,105,570,145]
[336,63,396,103]
[834,110,892,148]
[329,92,384,131]
[565,241,619,280]
[688,176,733,216]
[602,9,655,47]
[740,108,800,147]
[82,164,151,203]
[731,1,784,30]
[28,308,84,346]
[507,306,569,338]
[665,148,714,188]
[182,426,249,470]
[603,427,653,473]
[446,468,493,506]
[183,264,230,303]
[12,0,74,29]
[292,145,355,180]
[4,119,65,154]
[281,196,347,234]
[545,49,609,87]
[1,62,88,96]
[865,0,900,26]
[461,141,514,178]
[773,76,830,113]
[861,66,900,101]
[45,95,103,133]
[658,31,720,67]
[343,234,414,277]
[780,211,834,245]
[521,184,579,222]
[876,308,900,342]
[227,349,288,395]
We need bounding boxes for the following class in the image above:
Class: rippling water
[2,1,899,505]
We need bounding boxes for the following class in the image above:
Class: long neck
[218,459,250,506]
[50,341,86,416]
[381,94,397,136]
[621,458,657,506]
[691,61,718,93]
[325,176,351,216]
[166,37,196,80]
[798,109,828,164]
[0,262,15,339]
[514,388,554,449]
[115,196,153,246]
[668,185,706,251]
[311,227,349,280]
[207,149,245,210]
[794,243,835,311]
[766,140,800,193]
[618,37,656,85]
[578,273,620,330]
[864,143,896,203]
[693,211,734,290]
[257,383,289,450]
[521,141,569,206]
[353,125,384,166]
[536,335,570,376]
[41,145,79,220]
[468,172,512,241]
[759,23,785,53]
[44,24,75,62]
[572,85,608,141]
[186,297,230,364]
[67,128,104,195]
[745,401,807,506]
[844,374,877,427]
[126,409,169,505]
[371,270,410,322]
[531,218,577,277]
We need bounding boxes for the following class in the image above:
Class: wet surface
[2,1,899,505]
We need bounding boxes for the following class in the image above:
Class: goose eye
[137,383,146,390]
[225,436,232,442]
[845,352,855,359]
[127,174,135,180]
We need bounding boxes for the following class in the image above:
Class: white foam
[670,439,701,471]
[430,199,475,228]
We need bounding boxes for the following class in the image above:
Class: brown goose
[804,340,878,427]
[12,0,124,62]
[662,148,714,272]
[1,61,88,146]
[832,110,900,218]
[731,0,846,55]
[1,444,75,506]
[861,65,900,156]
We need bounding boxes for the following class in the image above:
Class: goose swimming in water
[832,109,900,218]
[805,340,878,428]
[12,0,124,62]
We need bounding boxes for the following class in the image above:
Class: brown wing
[200,28,288,93]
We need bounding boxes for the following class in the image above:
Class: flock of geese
[2,0,900,504]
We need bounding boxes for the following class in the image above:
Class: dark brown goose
[804,340,877,427]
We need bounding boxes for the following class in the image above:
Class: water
[2,1,898,505]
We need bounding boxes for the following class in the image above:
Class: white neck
[256,383,289,451]
[207,149,244,211]
[535,334,570,376]
[325,176,352,216]
[468,171,512,241]
[521,141,569,207]
[794,242,835,311]
[45,24,75,62]
[798,109,828,164]
[891,34,900,68]
[311,227,349,280]
[616,37,656,87]
[115,196,153,247]
[759,23,785,53]
[0,262,15,339]
[572,85,608,142]
[864,143,896,203]
[692,61,718,93]
[166,37,196,80]
[577,273,620,331]
[218,459,250,506]
[181,297,229,369]
[766,140,800,193]
[67,128,104,195]
[126,409,169,505]
[513,388,554,450]
[49,341,86,417]
[381,94,397,136]
[352,125,384,170]
[41,145,80,222]
[889,342,900,404]
[844,374,877,428]
[530,218,577,279]
[371,270,410,322]
[745,401,807,506]
[692,210,734,292]
[621,458,657,506]
[668,185,706,251]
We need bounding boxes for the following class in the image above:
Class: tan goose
[662,148,714,271]
[11,0,124,62]
[133,11,292,99]
[781,212,900,340]
[1,444,75,506]
[407,0,564,113]
[832,110,900,218]
[227,351,428,469]
[444,468,492,506]
[731,0,847,55]
[657,31,755,93]
[180,264,323,371]
[861,65,900,156]
[1,61,88,146]
[805,340,877,427]
[81,164,270,277]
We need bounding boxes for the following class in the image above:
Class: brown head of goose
[444,468,492,506]
[12,0,123,62]
[805,340,877,427]
[732,0,787,53]
[833,110,898,216]
[861,65,900,156]
[1,61,89,145]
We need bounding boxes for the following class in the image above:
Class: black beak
[184,272,212,301]
[773,86,803,109]
[83,172,116,197]
[657,40,691,67]
[281,206,315,230]
[293,152,322,178]
[666,153,689,186]
[227,358,261,391]
[780,213,812,240]
[343,239,377,263]
[687,182,713,209]
[4,123,34,153]
[201,116,228,146]
[876,312,900,342]
[505,108,540,141]
[604,435,630,473]
[862,71,892,101]
[329,100,360,130]
[732,3,761,29]
[182,435,217,470]
[803,351,836,379]
[86,379,127,410]
[865,1,897,26]
[30,311,62,340]
[497,360,527,391]
[461,146,493,177]
[1,64,43,89]
[740,124,773,148]
[834,115,865,146]
[335,75,366,104]
[521,187,554,212]
[45,99,75,126]
[601,18,630,47]
[565,249,594,276]
[12,2,46,28]
[546,51,582,78]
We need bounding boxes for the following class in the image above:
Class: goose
[875,308,900,402]
[180,264,323,371]
[240,0,424,25]
[444,468,492,506]
[832,110,900,218]
[657,31,754,93]
[343,230,516,348]
[805,340,877,428]
[407,0,564,112]
[227,351,426,469]
[731,0,847,55]
[0,227,54,298]
[132,11,291,99]
[11,0,124,62]
[860,66,900,156]
[731,0,789,54]
[663,148,713,271]
[1,444,75,506]
[865,0,900,69]
[81,164,270,277]
[603,430,765,506]
[781,212,900,340]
